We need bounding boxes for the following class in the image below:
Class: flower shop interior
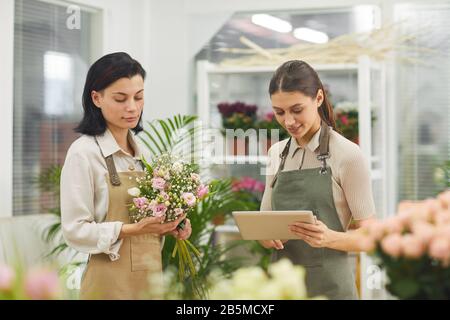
[0,0,449,300]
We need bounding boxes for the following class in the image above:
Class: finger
[290,227,322,240]
[290,222,322,232]
[273,240,284,250]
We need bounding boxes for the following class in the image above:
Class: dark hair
[75,52,146,135]
[269,60,335,129]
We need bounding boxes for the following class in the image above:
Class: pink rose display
[360,190,450,299]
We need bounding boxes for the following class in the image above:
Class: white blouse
[61,129,150,261]
[260,127,376,230]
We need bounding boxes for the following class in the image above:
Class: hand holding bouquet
[128,153,209,280]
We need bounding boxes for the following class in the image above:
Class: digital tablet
[232,210,316,240]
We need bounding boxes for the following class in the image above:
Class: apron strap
[317,121,331,175]
[94,137,122,186]
[270,121,332,187]
[270,137,292,188]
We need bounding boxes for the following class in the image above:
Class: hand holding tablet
[232,210,316,241]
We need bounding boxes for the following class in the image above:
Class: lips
[287,125,302,134]
[124,117,138,122]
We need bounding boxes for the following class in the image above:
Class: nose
[125,99,139,113]
[284,113,296,127]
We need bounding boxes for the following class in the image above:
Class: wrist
[324,229,340,248]
[119,223,139,238]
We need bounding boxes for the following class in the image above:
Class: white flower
[172,162,184,173]
[127,187,141,197]
[208,259,312,300]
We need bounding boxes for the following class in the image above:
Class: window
[13,0,99,216]
[395,3,450,200]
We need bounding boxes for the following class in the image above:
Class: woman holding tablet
[259,60,376,299]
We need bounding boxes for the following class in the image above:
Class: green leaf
[388,278,421,299]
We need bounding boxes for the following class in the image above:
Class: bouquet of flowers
[208,258,324,299]
[361,190,450,299]
[217,101,258,132]
[128,153,209,280]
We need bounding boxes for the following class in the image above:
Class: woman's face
[91,74,144,131]
[271,90,323,143]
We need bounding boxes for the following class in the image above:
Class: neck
[107,125,131,153]
[296,118,321,147]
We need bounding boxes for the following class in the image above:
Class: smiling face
[91,74,144,132]
[271,90,323,145]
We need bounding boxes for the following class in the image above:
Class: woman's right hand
[258,240,287,250]
[119,214,186,238]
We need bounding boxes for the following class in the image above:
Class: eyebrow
[112,89,144,95]
[272,103,303,110]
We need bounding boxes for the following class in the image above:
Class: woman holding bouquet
[259,60,376,299]
[60,52,191,299]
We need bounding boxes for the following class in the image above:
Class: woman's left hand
[169,218,192,240]
[288,220,332,248]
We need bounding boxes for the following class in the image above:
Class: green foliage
[35,165,69,257]
[434,160,450,193]
[161,178,262,299]
[374,245,450,299]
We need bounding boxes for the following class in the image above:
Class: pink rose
[398,201,431,222]
[151,177,166,190]
[133,197,149,210]
[254,180,265,193]
[381,233,402,258]
[264,112,274,122]
[433,210,450,225]
[197,185,209,199]
[435,225,450,238]
[429,236,450,264]
[384,216,405,234]
[437,190,450,209]
[411,222,436,245]
[152,204,167,217]
[340,115,349,126]
[0,264,15,291]
[24,268,61,300]
[182,192,197,207]
[401,234,425,259]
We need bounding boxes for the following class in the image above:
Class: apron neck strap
[270,121,332,187]
[317,121,331,175]
[94,136,122,186]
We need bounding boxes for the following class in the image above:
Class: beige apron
[80,152,163,300]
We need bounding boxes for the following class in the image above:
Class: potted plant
[217,102,258,155]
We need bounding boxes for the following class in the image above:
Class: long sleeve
[60,152,124,261]
[338,147,376,220]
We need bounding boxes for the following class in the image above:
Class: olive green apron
[80,140,162,300]
[270,123,358,300]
